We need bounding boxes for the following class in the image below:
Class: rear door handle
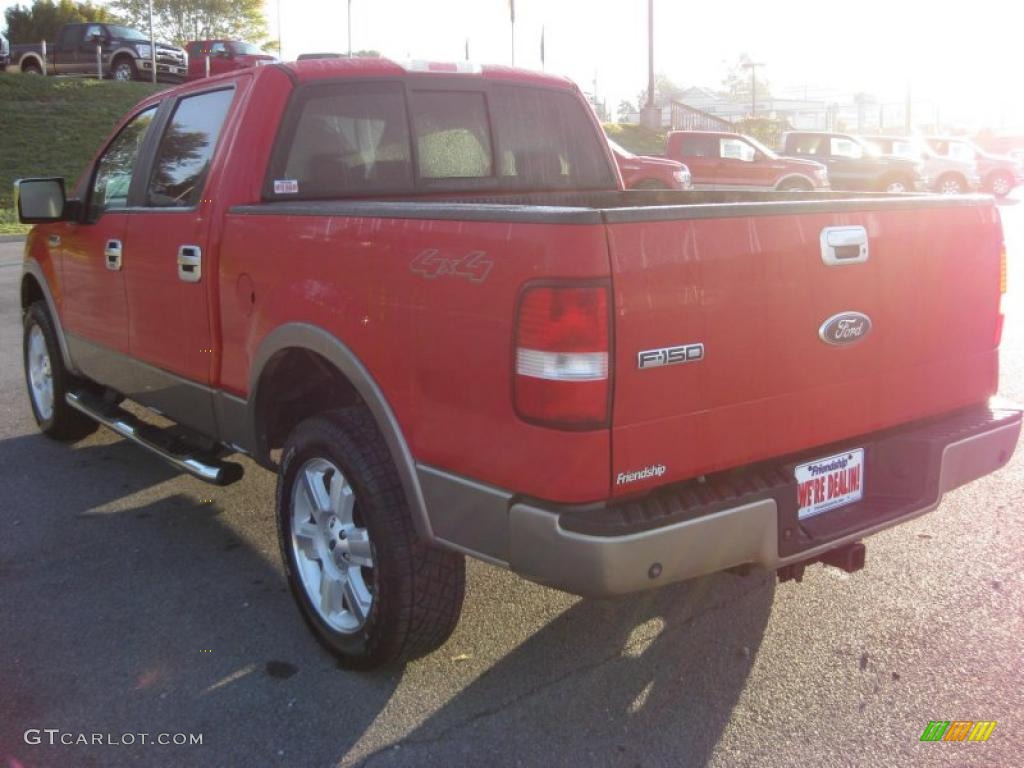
[104,239,122,271]
[820,226,869,266]
[177,244,202,283]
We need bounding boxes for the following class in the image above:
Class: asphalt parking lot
[2,196,1022,768]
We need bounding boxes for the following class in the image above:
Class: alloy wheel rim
[993,177,1010,195]
[27,325,54,421]
[290,457,374,633]
[940,179,961,194]
[114,66,131,81]
[887,181,907,193]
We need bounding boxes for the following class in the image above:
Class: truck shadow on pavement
[1,430,774,768]
[354,570,775,768]
[0,433,399,768]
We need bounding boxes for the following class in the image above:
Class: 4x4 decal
[410,249,493,283]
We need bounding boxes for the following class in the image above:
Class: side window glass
[681,135,713,157]
[411,91,493,179]
[146,89,233,208]
[89,105,158,219]
[280,82,413,196]
[720,138,755,161]
[830,137,863,159]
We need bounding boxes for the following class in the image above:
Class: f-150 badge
[637,343,704,369]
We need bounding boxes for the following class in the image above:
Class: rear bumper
[423,401,1021,597]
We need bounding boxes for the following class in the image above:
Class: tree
[636,73,684,109]
[111,0,268,47]
[4,0,116,44]
[617,100,636,122]
[722,54,772,110]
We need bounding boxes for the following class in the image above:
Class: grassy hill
[603,123,668,157]
[0,74,165,233]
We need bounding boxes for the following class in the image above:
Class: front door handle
[104,239,122,271]
[177,244,202,283]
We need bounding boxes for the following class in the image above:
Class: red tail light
[514,283,611,428]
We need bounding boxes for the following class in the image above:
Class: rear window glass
[281,82,413,195]
[411,91,492,179]
[678,134,715,157]
[268,80,616,198]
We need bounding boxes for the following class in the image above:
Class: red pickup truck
[666,129,829,191]
[17,59,1021,668]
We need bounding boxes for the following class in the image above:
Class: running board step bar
[66,391,244,486]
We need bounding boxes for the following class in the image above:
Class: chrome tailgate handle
[820,226,869,266]
[177,244,202,283]
[104,239,122,271]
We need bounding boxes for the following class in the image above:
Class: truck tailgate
[606,198,1003,496]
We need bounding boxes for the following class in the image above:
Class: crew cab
[17,59,1020,668]
[780,131,926,193]
[8,22,186,82]
[666,130,829,191]
[608,139,691,190]
[925,137,1024,198]
[863,135,980,195]
[186,39,275,80]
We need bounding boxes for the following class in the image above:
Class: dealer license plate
[795,448,865,520]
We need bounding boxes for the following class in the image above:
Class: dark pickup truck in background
[780,131,926,193]
[7,22,186,82]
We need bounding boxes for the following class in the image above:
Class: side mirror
[15,178,67,223]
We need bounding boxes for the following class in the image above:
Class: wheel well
[111,53,136,71]
[937,171,966,185]
[21,274,45,313]
[254,347,365,460]
[21,56,42,72]
[879,172,912,190]
[776,175,813,191]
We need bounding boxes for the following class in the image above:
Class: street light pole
[742,61,764,118]
[276,0,282,57]
[347,0,352,57]
[647,0,654,110]
[147,0,156,83]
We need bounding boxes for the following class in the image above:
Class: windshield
[104,25,149,42]
[231,41,265,56]
[743,135,778,160]
[606,139,633,159]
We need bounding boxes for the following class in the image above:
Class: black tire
[21,60,42,75]
[23,302,98,441]
[880,174,913,194]
[111,56,137,82]
[777,179,813,192]
[935,173,966,195]
[276,407,465,668]
[986,171,1013,198]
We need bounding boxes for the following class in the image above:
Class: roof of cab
[280,56,576,89]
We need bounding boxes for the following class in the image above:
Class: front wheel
[23,302,97,440]
[936,174,965,195]
[111,57,136,82]
[882,175,913,193]
[276,407,465,668]
[987,171,1013,198]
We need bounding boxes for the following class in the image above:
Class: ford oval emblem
[818,311,872,346]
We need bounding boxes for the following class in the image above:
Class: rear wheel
[881,175,913,193]
[777,178,813,192]
[987,171,1013,198]
[936,173,966,195]
[21,60,42,75]
[276,407,465,668]
[23,302,98,441]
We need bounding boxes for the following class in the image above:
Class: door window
[720,138,756,161]
[88,106,158,219]
[948,142,976,163]
[83,25,104,43]
[678,134,716,158]
[830,137,864,159]
[146,88,234,207]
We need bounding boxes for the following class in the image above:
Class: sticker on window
[273,179,299,194]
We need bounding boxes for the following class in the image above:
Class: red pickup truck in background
[608,139,692,190]
[666,129,829,191]
[17,59,1020,667]
[186,39,276,80]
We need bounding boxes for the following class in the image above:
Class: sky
[3,0,1021,130]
